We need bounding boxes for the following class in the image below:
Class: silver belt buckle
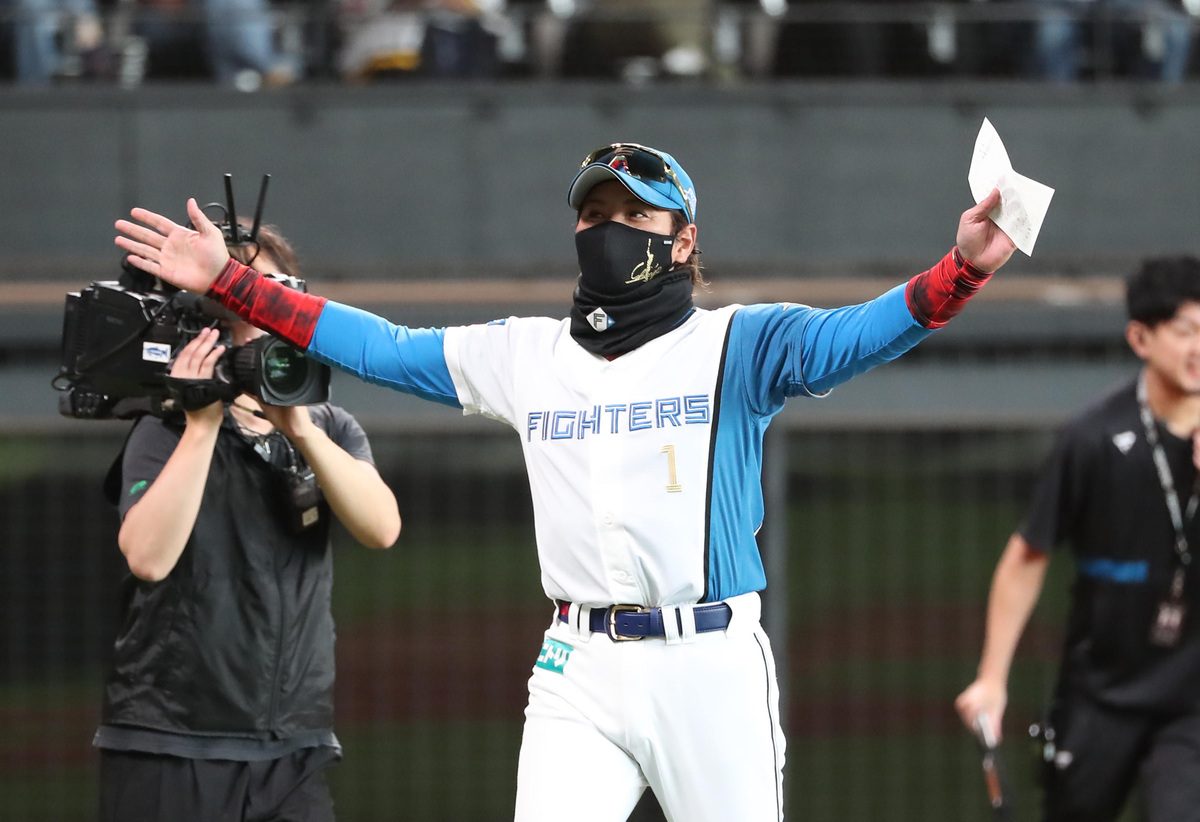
[606,604,646,641]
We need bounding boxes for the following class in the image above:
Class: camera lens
[261,339,309,398]
[230,336,329,406]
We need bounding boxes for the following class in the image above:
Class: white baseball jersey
[445,308,730,607]
[305,282,931,609]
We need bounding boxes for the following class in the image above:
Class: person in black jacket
[94,224,401,822]
[956,256,1200,821]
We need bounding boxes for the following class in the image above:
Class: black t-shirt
[1022,378,1200,711]
[116,404,373,519]
[96,403,372,758]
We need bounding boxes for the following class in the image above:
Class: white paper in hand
[968,118,1055,256]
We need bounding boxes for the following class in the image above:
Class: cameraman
[94,225,401,822]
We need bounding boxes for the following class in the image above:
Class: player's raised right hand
[115,198,230,294]
[955,677,1007,743]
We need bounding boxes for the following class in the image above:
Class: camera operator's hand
[260,404,316,441]
[171,327,226,429]
[115,199,230,294]
[260,400,400,549]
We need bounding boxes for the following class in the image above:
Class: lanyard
[1136,372,1198,572]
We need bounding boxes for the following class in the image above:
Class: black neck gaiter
[569,221,694,357]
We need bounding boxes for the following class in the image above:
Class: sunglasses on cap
[579,143,695,223]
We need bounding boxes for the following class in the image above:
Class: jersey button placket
[590,373,642,604]
[597,506,640,602]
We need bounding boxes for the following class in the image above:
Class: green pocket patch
[535,638,573,674]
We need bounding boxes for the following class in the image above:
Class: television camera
[53,174,330,420]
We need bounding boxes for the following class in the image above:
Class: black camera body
[56,273,330,420]
[55,173,331,420]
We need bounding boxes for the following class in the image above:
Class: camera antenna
[223,173,240,245]
[249,174,271,242]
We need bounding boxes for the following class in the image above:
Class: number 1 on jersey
[660,444,683,493]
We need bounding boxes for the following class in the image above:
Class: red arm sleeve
[206,260,328,348]
[904,247,994,330]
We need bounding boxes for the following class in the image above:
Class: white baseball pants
[513,592,786,821]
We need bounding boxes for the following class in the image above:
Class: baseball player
[115,142,1017,821]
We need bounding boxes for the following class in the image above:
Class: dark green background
[0,425,1127,821]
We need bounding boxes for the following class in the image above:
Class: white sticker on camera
[142,342,171,363]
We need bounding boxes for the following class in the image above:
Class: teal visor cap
[568,143,697,224]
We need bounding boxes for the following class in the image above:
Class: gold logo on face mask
[626,239,663,285]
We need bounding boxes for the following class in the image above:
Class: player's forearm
[975,533,1050,684]
[795,249,989,393]
[905,247,993,330]
[289,426,401,549]
[207,260,327,348]
[118,423,219,581]
[207,263,460,406]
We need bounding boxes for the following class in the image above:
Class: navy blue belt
[557,601,733,641]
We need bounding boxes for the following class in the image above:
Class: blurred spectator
[1028,0,1193,81]
[422,0,501,75]
[338,0,501,80]
[554,0,712,81]
[118,0,205,81]
[125,0,299,87]
[9,0,104,83]
[204,0,300,85]
[768,0,958,79]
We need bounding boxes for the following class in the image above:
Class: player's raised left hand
[956,188,1016,274]
[115,198,231,293]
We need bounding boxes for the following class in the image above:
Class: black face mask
[570,221,694,357]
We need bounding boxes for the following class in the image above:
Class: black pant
[1043,694,1200,822]
[99,746,339,822]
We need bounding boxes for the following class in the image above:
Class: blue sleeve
[731,284,933,416]
[307,301,462,408]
